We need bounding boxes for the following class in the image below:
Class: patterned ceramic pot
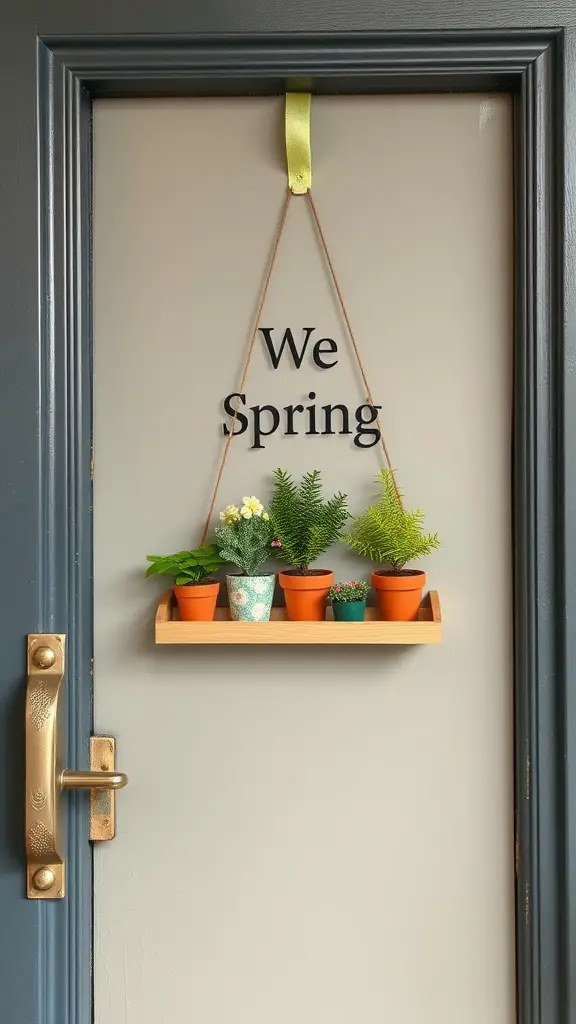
[226,574,275,622]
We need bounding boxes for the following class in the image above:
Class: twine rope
[199,190,293,545]
[306,190,400,500]
[199,190,401,545]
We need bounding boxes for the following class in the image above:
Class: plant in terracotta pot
[328,580,370,622]
[215,496,275,621]
[145,544,225,622]
[343,469,440,621]
[269,468,349,621]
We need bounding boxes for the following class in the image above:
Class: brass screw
[33,866,56,891]
[33,646,56,669]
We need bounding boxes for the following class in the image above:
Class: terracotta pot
[174,581,220,621]
[226,574,275,622]
[371,570,426,622]
[279,570,334,621]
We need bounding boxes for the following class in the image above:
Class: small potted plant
[215,496,275,621]
[343,469,440,621]
[269,468,349,621]
[328,580,370,621]
[145,544,225,621]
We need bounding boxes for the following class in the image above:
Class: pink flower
[272,539,282,548]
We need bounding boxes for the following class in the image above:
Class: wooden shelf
[154,591,442,645]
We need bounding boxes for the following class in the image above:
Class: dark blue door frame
[1,10,575,1024]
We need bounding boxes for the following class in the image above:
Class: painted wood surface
[0,10,573,1024]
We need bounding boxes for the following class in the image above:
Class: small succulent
[328,580,370,603]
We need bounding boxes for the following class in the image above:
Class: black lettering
[222,393,248,436]
[259,327,315,370]
[306,392,319,435]
[284,404,305,435]
[251,404,280,450]
[312,336,338,369]
[321,403,352,435]
[354,405,382,449]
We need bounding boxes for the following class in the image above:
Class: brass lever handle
[25,634,128,899]
[61,770,128,790]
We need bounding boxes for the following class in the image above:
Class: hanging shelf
[152,101,443,649]
[154,590,442,646]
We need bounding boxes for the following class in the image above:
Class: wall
[93,95,514,1024]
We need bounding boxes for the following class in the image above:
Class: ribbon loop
[285,93,311,194]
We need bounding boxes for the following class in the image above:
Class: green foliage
[216,515,273,576]
[145,544,225,586]
[328,580,370,603]
[343,469,440,571]
[269,468,349,573]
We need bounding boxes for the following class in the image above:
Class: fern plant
[269,468,349,574]
[146,544,225,585]
[344,469,440,572]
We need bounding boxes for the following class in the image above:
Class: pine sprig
[343,469,440,571]
[269,468,349,572]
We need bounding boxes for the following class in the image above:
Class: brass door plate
[26,634,67,899]
[90,737,118,841]
[26,634,128,897]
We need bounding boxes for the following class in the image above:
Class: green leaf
[145,543,225,582]
[145,556,180,578]
[175,573,200,585]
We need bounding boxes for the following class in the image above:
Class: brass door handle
[61,770,127,790]
[25,634,128,899]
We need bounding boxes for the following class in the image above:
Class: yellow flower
[220,504,241,524]
[240,506,253,519]
[242,495,264,517]
[262,511,269,521]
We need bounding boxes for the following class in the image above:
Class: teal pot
[226,574,275,622]
[333,600,366,622]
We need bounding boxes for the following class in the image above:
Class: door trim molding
[37,31,571,1024]
[37,41,94,1024]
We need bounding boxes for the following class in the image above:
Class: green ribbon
[285,93,311,194]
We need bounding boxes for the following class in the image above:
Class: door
[92,94,513,1023]
[1,13,574,1024]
